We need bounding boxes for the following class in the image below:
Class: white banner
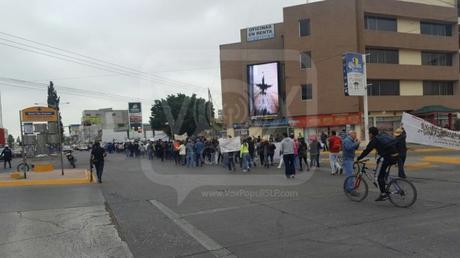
[174,133,188,141]
[402,112,460,150]
[219,137,241,153]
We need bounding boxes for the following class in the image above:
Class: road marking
[422,156,460,165]
[149,200,236,258]
[180,203,259,218]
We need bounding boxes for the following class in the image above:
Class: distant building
[81,108,129,143]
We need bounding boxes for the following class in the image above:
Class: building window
[300,52,312,69]
[423,81,454,95]
[365,16,397,32]
[366,48,399,64]
[299,19,310,37]
[301,84,312,100]
[422,52,453,66]
[421,22,452,36]
[367,80,400,96]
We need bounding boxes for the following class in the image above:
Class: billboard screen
[128,102,142,130]
[248,62,280,118]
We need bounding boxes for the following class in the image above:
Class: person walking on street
[1,145,13,169]
[320,132,329,151]
[309,136,321,168]
[328,131,342,175]
[91,141,107,184]
[178,141,186,166]
[240,139,251,172]
[186,140,195,167]
[394,128,408,178]
[342,131,360,196]
[281,133,295,178]
[298,138,310,172]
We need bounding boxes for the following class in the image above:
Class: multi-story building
[81,108,129,143]
[220,0,460,139]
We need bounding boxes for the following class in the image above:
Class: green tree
[47,81,64,139]
[454,119,460,131]
[7,134,14,147]
[150,94,214,137]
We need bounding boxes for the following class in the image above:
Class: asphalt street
[0,149,459,257]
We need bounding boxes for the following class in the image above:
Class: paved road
[1,150,459,257]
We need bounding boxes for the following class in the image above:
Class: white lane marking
[180,204,258,218]
[149,200,236,258]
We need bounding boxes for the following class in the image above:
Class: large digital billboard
[248,62,280,118]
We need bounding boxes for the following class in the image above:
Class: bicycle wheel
[344,175,368,202]
[387,179,417,208]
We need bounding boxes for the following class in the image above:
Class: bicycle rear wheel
[17,163,30,173]
[388,179,417,208]
[344,175,368,202]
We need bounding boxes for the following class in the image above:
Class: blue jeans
[186,153,194,167]
[242,153,251,170]
[343,159,354,191]
[283,154,295,177]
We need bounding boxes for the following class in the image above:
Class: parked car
[75,144,91,151]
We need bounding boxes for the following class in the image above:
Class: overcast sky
[0,0,310,137]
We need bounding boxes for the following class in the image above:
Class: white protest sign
[402,112,460,150]
[218,137,241,153]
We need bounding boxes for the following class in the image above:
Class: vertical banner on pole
[343,52,368,141]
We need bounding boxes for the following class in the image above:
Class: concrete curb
[0,170,94,187]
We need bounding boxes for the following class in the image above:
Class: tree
[47,81,64,139]
[150,94,214,137]
[454,119,460,131]
[7,134,14,147]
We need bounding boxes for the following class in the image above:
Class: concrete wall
[398,0,457,8]
[397,18,420,34]
[400,80,423,96]
[399,50,421,65]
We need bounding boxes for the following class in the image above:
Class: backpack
[376,134,400,163]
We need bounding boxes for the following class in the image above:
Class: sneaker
[375,194,389,202]
[399,175,407,179]
[290,175,295,179]
[242,170,248,173]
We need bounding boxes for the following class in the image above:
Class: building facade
[220,0,460,139]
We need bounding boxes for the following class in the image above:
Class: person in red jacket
[328,131,342,175]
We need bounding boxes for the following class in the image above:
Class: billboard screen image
[248,62,280,118]
[128,102,142,129]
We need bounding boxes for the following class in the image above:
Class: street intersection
[0,149,459,257]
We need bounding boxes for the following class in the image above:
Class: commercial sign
[289,113,362,128]
[402,112,460,150]
[343,53,367,96]
[128,102,142,130]
[247,24,275,42]
[83,115,102,126]
[21,106,58,122]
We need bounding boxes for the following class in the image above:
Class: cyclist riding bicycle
[357,127,400,202]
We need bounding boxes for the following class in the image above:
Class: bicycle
[343,158,417,208]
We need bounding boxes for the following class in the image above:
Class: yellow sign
[21,106,58,122]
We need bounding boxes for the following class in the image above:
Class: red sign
[290,113,362,128]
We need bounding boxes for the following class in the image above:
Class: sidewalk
[0,169,93,187]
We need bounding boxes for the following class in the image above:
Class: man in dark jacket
[394,128,407,178]
[91,141,106,183]
[357,127,399,201]
[1,146,13,169]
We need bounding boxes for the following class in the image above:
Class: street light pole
[57,108,64,176]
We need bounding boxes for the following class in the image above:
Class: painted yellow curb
[32,163,54,172]
[405,162,432,170]
[0,170,94,187]
[422,157,460,165]
[412,148,456,153]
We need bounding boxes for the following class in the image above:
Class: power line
[0,31,213,92]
